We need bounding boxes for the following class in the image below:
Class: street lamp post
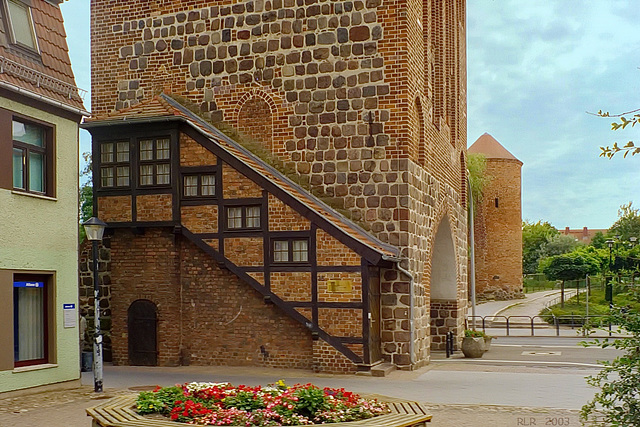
[606,239,614,336]
[83,217,107,393]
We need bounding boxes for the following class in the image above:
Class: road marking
[436,359,602,368]
[521,351,561,355]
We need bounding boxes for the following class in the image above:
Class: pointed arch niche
[429,215,461,350]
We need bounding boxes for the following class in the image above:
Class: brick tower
[469,133,523,300]
[85,0,468,373]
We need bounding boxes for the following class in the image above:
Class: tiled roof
[468,133,521,163]
[0,0,86,113]
[85,94,400,262]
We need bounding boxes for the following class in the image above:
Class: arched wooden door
[128,300,157,366]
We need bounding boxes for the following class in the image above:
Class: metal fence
[466,315,623,337]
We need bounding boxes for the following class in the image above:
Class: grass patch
[540,288,640,324]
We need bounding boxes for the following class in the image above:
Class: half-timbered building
[85,0,468,374]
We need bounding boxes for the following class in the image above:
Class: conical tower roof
[468,133,521,162]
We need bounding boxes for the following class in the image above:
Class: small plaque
[327,280,353,293]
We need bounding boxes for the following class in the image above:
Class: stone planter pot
[461,337,485,358]
[484,336,493,352]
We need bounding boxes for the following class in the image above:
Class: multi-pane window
[226,205,261,230]
[272,239,309,263]
[6,0,38,51]
[12,120,47,194]
[13,276,48,367]
[100,141,130,188]
[183,174,216,198]
[139,137,171,186]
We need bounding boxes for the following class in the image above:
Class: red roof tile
[468,133,521,163]
[0,0,85,112]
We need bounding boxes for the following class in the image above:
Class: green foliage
[582,288,640,425]
[608,202,640,243]
[597,109,640,158]
[79,152,93,243]
[467,153,491,212]
[136,386,184,415]
[293,385,330,418]
[591,231,607,249]
[464,329,488,338]
[522,220,559,274]
[223,390,265,412]
[541,252,601,282]
[539,234,583,259]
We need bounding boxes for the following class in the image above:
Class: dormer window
[5,0,39,52]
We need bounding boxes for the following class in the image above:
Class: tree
[522,220,559,274]
[598,109,640,158]
[79,152,93,242]
[591,231,606,249]
[467,153,491,212]
[608,202,640,242]
[539,234,582,259]
[541,252,600,307]
[582,288,640,425]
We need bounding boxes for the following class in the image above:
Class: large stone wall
[90,0,469,369]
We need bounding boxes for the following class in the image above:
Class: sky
[61,0,640,230]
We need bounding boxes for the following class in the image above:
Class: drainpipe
[467,175,477,329]
[382,255,415,366]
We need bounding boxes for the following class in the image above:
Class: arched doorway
[128,300,157,366]
[430,216,460,349]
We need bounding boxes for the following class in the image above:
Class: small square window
[140,140,154,161]
[140,164,154,186]
[227,207,243,229]
[157,138,170,160]
[184,176,198,197]
[246,206,261,228]
[201,175,215,196]
[273,240,289,263]
[116,142,129,162]
[156,164,170,185]
[292,240,309,262]
[100,141,130,188]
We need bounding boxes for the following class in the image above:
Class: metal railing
[0,56,87,100]
[466,314,623,337]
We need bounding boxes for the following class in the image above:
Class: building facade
[469,133,523,300]
[0,0,86,393]
[86,0,468,373]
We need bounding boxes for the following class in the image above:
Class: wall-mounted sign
[63,303,77,328]
[327,280,353,293]
[13,281,44,288]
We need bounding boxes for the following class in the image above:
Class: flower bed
[136,381,390,426]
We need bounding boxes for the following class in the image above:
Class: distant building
[561,227,606,244]
[468,133,523,300]
[0,0,87,394]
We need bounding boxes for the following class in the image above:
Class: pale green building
[0,0,87,394]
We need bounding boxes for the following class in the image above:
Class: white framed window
[272,239,309,264]
[225,205,261,230]
[6,0,39,52]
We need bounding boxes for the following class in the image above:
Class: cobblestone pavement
[0,385,584,427]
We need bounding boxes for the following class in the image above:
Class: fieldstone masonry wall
[91,0,469,370]
[79,238,113,361]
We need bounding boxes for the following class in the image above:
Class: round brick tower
[468,133,523,300]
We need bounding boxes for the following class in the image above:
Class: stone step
[370,362,396,377]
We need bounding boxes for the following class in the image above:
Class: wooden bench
[87,393,431,427]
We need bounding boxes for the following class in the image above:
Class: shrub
[136,381,389,426]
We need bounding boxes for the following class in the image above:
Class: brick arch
[234,89,276,151]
